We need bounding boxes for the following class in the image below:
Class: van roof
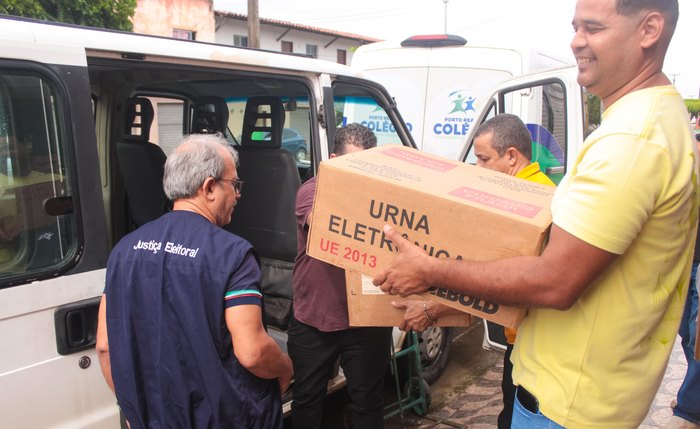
[352,35,573,72]
[400,34,467,47]
[0,14,364,77]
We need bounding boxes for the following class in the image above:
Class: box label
[360,274,383,295]
[426,287,500,315]
[448,186,543,219]
[379,147,458,172]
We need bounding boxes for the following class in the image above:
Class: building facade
[132,0,215,42]
[214,11,380,64]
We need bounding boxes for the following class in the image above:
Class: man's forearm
[97,348,115,393]
[96,295,115,393]
[427,255,570,309]
[426,225,616,309]
[379,225,616,311]
[237,335,292,380]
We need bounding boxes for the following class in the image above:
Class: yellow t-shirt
[512,86,699,428]
[504,162,555,344]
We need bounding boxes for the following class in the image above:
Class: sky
[213,0,699,99]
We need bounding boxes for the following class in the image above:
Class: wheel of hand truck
[418,326,454,384]
[403,376,432,416]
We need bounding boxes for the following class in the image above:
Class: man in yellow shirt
[392,113,554,429]
[376,1,698,427]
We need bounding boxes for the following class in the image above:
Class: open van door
[455,66,588,351]
[0,40,117,427]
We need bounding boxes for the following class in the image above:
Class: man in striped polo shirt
[97,134,292,429]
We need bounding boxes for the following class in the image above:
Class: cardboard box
[345,271,472,327]
[308,145,554,328]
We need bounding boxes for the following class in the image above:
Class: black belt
[516,386,540,414]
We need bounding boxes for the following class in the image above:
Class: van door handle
[66,309,87,347]
[44,196,74,216]
[54,297,101,355]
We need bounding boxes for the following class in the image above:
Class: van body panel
[352,38,573,159]
[0,270,116,428]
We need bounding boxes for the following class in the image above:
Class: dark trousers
[498,343,516,429]
[287,317,392,429]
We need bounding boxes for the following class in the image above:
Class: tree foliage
[0,0,136,31]
[685,99,700,118]
[586,91,601,133]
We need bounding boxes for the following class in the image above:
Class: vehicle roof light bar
[400,34,467,48]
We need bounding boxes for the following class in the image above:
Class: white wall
[215,16,366,64]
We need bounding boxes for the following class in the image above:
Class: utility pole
[670,73,679,85]
[247,0,260,49]
[443,0,448,34]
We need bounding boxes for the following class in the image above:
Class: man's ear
[506,147,519,165]
[202,177,217,200]
[639,11,664,49]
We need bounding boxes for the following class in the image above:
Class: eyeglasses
[217,178,244,194]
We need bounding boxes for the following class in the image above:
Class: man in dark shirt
[289,123,392,428]
[96,134,292,429]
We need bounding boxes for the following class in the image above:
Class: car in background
[280,128,308,162]
[248,128,308,163]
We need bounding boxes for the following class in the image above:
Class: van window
[149,96,184,156]
[332,81,403,147]
[0,71,75,285]
[527,82,567,184]
[465,80,568,184]
[87,59,317,241]
[227,94,311,165]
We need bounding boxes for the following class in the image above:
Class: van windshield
[332,82,406,147]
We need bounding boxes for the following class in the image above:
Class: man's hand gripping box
[345,271,472,327]
[308,145,554,328]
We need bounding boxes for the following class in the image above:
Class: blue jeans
[511,388,565,429]
[674,262,700,424]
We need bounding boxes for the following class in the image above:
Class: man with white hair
[97,134,292,429]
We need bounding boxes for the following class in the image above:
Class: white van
[351,35,573,161]
[0,15,420,428]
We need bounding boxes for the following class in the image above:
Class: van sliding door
[0,63,117,429]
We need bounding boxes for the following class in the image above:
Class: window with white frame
[306,44,318,58]
[234,34,248,47]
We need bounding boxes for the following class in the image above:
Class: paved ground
[385,322,688,429]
